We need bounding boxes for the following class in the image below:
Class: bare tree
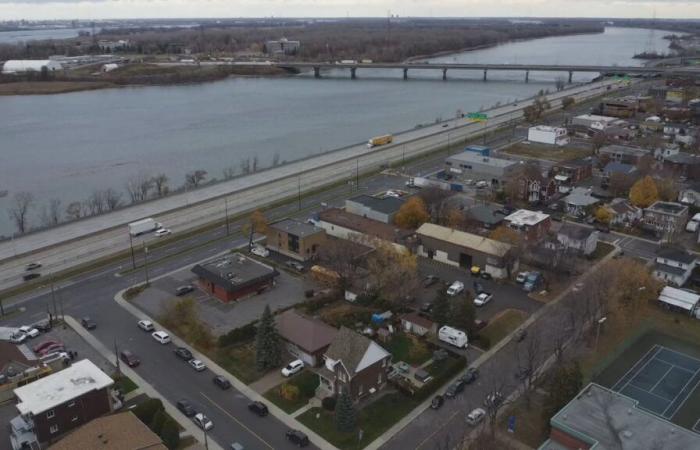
[65,201,85,221]
[184,170,207,188]
[482,372,513,439]
[87,190,106,215]
[555,76,566,91]
[239,157,251,175]
[222,166,236,180]
[151,174,169,197]
[40,198,62,227]
[271,152,281,167]
[317,237,368,291]
[252,155,259,173]
[515,327,543,407]
[103,188,122,211]
[126,173,153,203]
[7,191,34,234]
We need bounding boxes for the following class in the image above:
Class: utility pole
[142,242,149,285]
[114,338,121,375]
[129,233,136,270]
[402,144,406,172]
[356,157,359,190]
[204,429,209,450]
[224,198,230,236]
[50,277,58,319]
[297,175,302,211]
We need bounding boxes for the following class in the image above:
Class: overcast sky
[1,0,698,21]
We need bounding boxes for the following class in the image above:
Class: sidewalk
[249,370,285,395]
[63,315,225,450]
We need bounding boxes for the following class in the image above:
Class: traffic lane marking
[200,391,275,449]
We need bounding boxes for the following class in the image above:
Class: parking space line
[200,391,274,449]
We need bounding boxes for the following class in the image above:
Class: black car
[34,321,52,333]
[175,285,194,296]
[430,395,444,409]
[22,273,41,282]
[248,401,268,417]
[445,380,465,398]
[177,399,196,417]
[285,260,305,272]
[595,223,610,233]
[285,430,309,447]
[81,317,96,330]
[174,347,193,361]
[213,375,231,390]
[514,329,528,343]
[480,272,492,280]
[461,367,479,385]
[120,350,140,368]
[25,262,42,271]
[422,275,439,288]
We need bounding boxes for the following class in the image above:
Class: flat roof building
[317,208,410,248]
[445,151,520,186]
[345,195,406,224]
[266,218,326,261]
[504,209,551,241]
[192,253,278,302]
[599,144,648,164]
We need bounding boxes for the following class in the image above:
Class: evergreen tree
[149,409,166,436]
[432,290,450,326]
[335,389,357,433]
[450,296,476,335]
[160,417,181,450]
[255,304,282,371]
[542,362,583,431]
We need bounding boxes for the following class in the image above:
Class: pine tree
[450,296,476,334]
[160,417,181,450]
[335,389,357,433]
[432,290,450,327]
[255,305,282,372]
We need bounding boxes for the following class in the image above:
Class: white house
[556,223,599,256]
[658,286,700,318]
[101,63,119,73]
[653,247,697,287]
[572,114,617,131]
[528,125,570,146]
[2,60,63,74]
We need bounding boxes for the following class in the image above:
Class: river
[0,27,671,237]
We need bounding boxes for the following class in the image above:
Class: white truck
[438,325,468,349]
[128,218,161,237]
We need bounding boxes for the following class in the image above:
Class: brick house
[11,360,114,449]
[266,218,326,261]
[315,327,392,402]
[191,254,278,303]
[503,209,552,242]
[549,159,593,184]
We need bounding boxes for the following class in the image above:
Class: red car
[33,340,60,354]
[39,343,65,356]
[120,350,140,367]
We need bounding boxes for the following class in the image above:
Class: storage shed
[2,60,62,74]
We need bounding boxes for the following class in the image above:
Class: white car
[155,228,171,237]
[473,292,493,307]
[18,326,40,338]
[281,359,304,377]
[189,359,206,372]
[138,320,155,332]
[515,272,529,284]
[466,408,486,426]
[250,245,269,258]
[446,281,464,296]
[10,333,26,344]
[193,413,213,431]
[152,331,171,344]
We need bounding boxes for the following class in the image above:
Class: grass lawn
[478,309,528,349]
[113,374,138,394]
[385,333,432,366]
[502,142,592,162]
[264,370,320,414]
[499,389,549,447]
[214,342,264,384]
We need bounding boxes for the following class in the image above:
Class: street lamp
[142,243,150,285]
[595,316,607,352]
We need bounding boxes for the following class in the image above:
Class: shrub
[298,293,337,313]
[218,322,257,347]
[322,396,337,411]
[149,409,166,436]
[279,383,300,401]
[133,398,163,425]
[160,417,180,450]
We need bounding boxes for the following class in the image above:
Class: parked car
[419,301,433,314]
[281,359,304,377]
[523,272,543,292]
[595,223,610,233]
[445,380,465,398]
[81,317,97,330]
[460,367,479,385]
[230,443,244,450]
[155,228,172,237]
[515,272,529,284]
[285,260,305,272]
[10,333,26,344]
[422,275,439,288]
[33,340,60,354]
[39,343,65,356]
[189,359,206,372]
[285,430,309,447]
[466,408,486,426]
[193,413,213,431]
[174,347,193,361]
[248,401,269,417]
[446,281,464,296]
[152,331,171,344]
[430,395,444,410]
[22,273,40,282]
[473,292,493,307]
[480,272,492,280]
[213,375,231,390]
[137,320,155,332]
[470,266,481,276]
[177,399,196,417]
[18,326,39,339]
[250,245,269,258]
[473,319,488,331]
[120,350,140,367]
[25,262,42,271]
[484,391,504,408]
[34,321,52,333]
[175,285,194,296]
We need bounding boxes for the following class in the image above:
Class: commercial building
[601,96,638,118]
[2,60,63,74]
[657,286,700,318]
[504,209,551,242]
[653,247,697,287]
[643,201,689,237]
[276,310,338,367]
[444,151,520,186]
[556,223,599,256]
[316,208,409,249]
[11,360,114,449]
[540,383,700,450]
[48,411,166,450]
[416,223,514,278]
[266,218,326,261]
[191,254,278,303]
[527,125,570,146]
[571,114,618,130]
[265,38,300,55]
[345,195,405,224]
[598,144,648,164]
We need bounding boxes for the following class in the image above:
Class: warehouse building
[444,151,520,187]
[2,60,63,74]
[527,125,569,146]
[345,195,405,224]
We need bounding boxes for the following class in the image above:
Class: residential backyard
[264,370,320,414]
[385,333,432,366]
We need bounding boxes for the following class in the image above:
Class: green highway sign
[466,112,488,121]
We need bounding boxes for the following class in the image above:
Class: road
[0,78,626,293]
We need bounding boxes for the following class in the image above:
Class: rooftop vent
[622,431,633,439]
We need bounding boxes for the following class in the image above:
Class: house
[602,161,638,178]
[2,60,63,74]
[571,114,618,130]
[556,223,599,256]
[655,145,680,161]
[605,198,642,227]
[345,195,406,224]
[653,247,697,287]
[598,145,648,164]
[640,115,664,132]
[550,159,593,184]
[663,123,688,136]
[678,182,700,206]
[663,152,700,179]
[657,286,700,318]
[643,201,689,237]
[276,310,338,367]
[48,411,166,450]
[444,151,521,187]
[400,312,437,337]
[515,176,557,204]
[11,360,114,449]
[563,187,599,217]
[266,218,326,261]
[416,223,515,278]
[540,383,700,450]
[527,125,570,146]
[191,254,279,303]
[503,209,551,242]
[464,204,507,230]
[316,208,409,249]
[315,327,392,402]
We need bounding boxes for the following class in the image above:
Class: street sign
[466,112,488,122]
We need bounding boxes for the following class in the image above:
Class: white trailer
[128,218,161,236]
[438,325,468,349]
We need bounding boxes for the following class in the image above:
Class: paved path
[250,370,286,395]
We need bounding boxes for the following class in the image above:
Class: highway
[0,78,626,293]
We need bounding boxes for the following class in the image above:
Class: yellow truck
[367,134,393,148]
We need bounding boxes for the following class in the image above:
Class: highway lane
[0,78,625,292]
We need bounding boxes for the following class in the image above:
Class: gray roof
[465,204,506,226]
[447,151,519,168]
[599,144,648,157]
[646,201,688,217]
[545,383,700,450]
[269,218,324,238]
[324,327,390,376]
[656,247,697,265]
[665,152,700,165]
[654,262,688,277]
[347,195,406,215]
[191,254,278,292]
[558,223,595,241]
[603,162,637,175]
[276,310,338,353]
[564,187,599,207]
